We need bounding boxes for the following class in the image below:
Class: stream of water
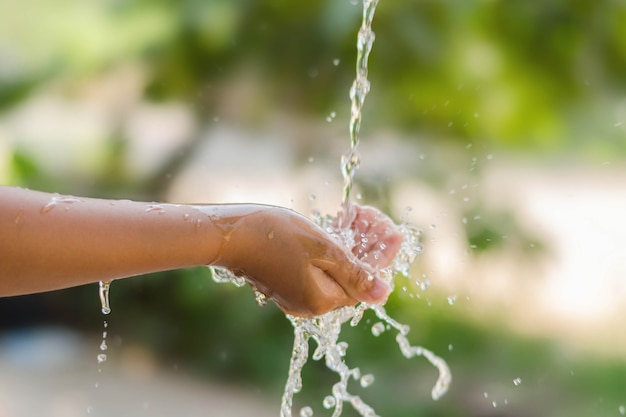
[96,1,450,415]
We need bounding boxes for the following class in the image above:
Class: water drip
[40,194,81,214]
[99,281,112,315]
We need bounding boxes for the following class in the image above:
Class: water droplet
[40,195,81,214]
[513,377,522,386]
[619,405,625,415]
[360,374,375,387]
[308,156,315,163]
[309,194,316,201]
[420,279,430,291]
[97,353,107,364]
[492,401,497,408]
[483,392,489,398]
[183,213,190,221]
[333,58,340,66]
[254,289,268,307]
[268,231,275,240]
[14,209,24,225]
[448,344,453,351]
[323,395,336,409]
[486,154,494,160]
[100,341,108,351]
[145,204,165,214]
[371,322,385,336]
[300,406,313,417]
[41,202,56,214]
[447,295,457,305]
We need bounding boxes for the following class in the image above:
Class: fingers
[314,251,391,306]
[351,205,403,268]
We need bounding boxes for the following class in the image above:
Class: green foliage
[2,0,625,153]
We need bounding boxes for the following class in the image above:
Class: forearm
[0,186,224,296]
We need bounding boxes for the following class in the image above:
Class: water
[340,0,378,219]
[98,281,112,315]
[97,288,111,366]
[210,2,450,415]
[40,194,81,214]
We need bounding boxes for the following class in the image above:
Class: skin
[0,186,403,317]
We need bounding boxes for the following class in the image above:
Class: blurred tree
[1,0,624,153]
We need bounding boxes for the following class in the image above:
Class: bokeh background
[1,0,625,416]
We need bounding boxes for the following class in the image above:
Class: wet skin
[0,186,402,317]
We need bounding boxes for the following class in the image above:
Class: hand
[338,204,404,269]
[205,204,398,317]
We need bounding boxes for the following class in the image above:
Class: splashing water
[211,3,450,415]
[212,217,450,415]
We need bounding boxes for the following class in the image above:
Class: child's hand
[205,204,400,317]
[341,204,404,269]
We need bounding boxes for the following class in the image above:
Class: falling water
[211,1,450,415]
[98,281,112,315]
[341,0,377,218]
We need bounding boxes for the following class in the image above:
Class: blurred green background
[1,0,625,416]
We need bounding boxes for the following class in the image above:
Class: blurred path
[0,327,278,417]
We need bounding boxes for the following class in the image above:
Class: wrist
[191,204,267,267]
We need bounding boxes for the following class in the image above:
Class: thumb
[316,252,391,305]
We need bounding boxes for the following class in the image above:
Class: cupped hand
[208,204,401,317]
[339,204,404,269]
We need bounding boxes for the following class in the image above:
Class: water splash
[210,0,450,415]
[280,215,449,416]
[211,217,450,416]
